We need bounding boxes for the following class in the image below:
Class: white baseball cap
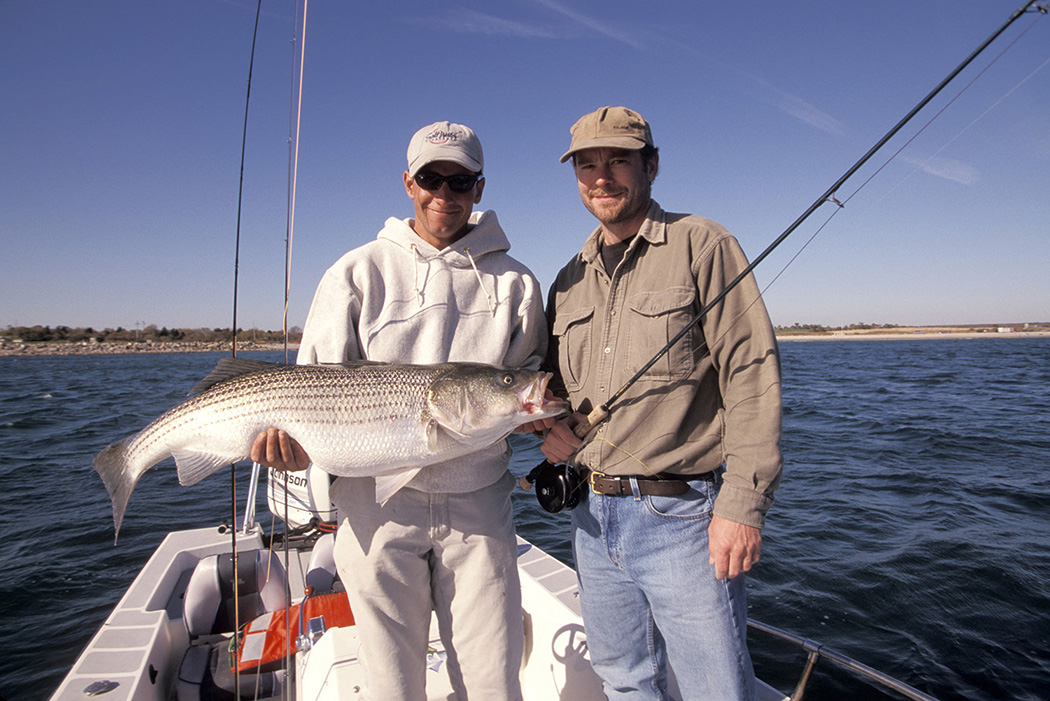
[406,121,484,176]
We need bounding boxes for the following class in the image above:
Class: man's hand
[515,415,561,434]
[250,427,311,472]
[539,412,586,464]
[708,515,762,580]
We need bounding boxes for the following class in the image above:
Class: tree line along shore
[2,322,1048,357]
[0,325,302,357]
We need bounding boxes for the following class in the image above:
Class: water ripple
[3,342,1050,699]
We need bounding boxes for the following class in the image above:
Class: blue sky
[2,0,1048,331]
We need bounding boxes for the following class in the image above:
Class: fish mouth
[520,372,570,416]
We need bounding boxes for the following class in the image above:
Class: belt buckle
[588,469,602,494]
[589,469,619,495]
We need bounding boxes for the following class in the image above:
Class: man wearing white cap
[253,121,551,700]
[541,106,782,700]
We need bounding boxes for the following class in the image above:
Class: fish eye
[502,374,514,385]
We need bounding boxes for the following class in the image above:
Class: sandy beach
[777,329,1050,342]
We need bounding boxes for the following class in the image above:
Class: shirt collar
[581,200,665,265]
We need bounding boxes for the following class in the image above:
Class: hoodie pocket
[552,305,594,393]
[625,287,697,381]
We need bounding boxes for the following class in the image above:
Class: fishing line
[862,47,1050,214]
[227,1,263,693]
[594,0,1043,433]
[523,0,1047,505]
[283,0,309,365]
[727,7,1049,344]
[279,2,309,695]
[832,8,1047,216]
[231,0,264,360]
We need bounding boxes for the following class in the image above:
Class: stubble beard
[585,184,651,229]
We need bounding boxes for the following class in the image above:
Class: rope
[463,247,496,315]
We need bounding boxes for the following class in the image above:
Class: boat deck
[51,524,787,701]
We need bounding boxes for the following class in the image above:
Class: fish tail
[92,439,138,541]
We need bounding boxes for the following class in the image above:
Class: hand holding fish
[514,389,565,435]
[708,515,761,581]
[250,427,311,472]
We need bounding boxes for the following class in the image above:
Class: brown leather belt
[585,470,716,497]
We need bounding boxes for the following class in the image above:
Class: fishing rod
[522,0,1047,511]
[224,1,265,694]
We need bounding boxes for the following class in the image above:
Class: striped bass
[93,358,569,536]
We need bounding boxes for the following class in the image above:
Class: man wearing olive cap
[541,106,783,700]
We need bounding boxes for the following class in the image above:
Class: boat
[50,463,938,701]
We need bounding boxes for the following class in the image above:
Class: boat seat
[183,549,289,639]
[176,640,284,701]
[304,532,339,593]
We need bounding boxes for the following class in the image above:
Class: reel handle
[519,460,554,490]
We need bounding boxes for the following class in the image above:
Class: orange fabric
[234,592,355,673]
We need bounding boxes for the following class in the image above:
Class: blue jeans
[571,474,756,700]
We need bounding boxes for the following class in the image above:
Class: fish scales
[145,366,436,468]
[93,358,570,536]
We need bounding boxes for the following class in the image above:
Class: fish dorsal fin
[188,358,283,396]
[188,358,391,396]
[327,359,388,368]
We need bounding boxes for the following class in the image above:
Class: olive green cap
[560,106,654,163]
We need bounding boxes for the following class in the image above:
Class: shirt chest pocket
[552,305,594,393]
[625,287,698,381]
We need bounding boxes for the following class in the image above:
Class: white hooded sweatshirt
[297,210,547,493]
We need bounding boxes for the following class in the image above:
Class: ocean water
[1,339,1049,700]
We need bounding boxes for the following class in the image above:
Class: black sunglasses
[413,171,483,193]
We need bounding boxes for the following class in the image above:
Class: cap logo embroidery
[425,128,464,145]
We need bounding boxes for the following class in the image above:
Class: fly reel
[520,461,584,514]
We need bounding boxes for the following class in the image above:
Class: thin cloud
[905,155,980,185]
[740,73,849,137]
[405,2,651,50]
[650,28,850,138]
[406,7,567,39]
[408,2,846,139]
[767,91,849,137]
[531,0,644,49]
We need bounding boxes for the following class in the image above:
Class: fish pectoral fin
[171,448,244,486]
[427,419,473,446]
[375,468,422,504]
[428,420,511,450]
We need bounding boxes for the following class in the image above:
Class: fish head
[427,364,570,443]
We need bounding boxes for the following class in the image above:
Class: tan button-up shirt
[545,201,782,528]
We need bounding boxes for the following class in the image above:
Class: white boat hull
[51,524,787,701]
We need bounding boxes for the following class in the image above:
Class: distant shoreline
[0,341,300,357]
[2,332,1048,357]
[777,330,1050,342]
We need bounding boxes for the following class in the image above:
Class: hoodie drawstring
[463,247,496,316]
[410,244,429,306]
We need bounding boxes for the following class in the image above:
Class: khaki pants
[331,471,524,701]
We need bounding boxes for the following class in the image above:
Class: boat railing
[747,619,939,701]
[241,461,262,533]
